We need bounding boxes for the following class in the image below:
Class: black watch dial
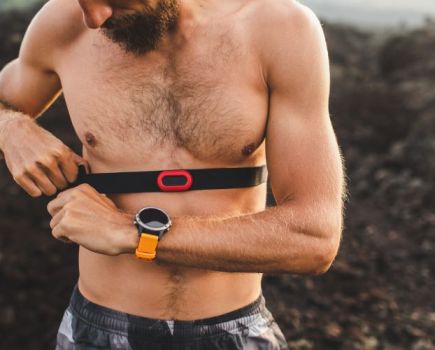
[135,207,171,235]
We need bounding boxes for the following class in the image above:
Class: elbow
[309,212,343,275]
[310,245,336,275]
[311,232,341,275]
[282,229,341,276]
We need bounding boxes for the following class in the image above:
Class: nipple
[85,132,97,147]
[242,143,256,156]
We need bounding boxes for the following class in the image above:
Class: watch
[133,207,172,261]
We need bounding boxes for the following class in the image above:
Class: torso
[56,1,270,320]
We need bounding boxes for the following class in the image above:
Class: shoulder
[244,0,328,87]
[19,0,86,71]
[246,0,323,42]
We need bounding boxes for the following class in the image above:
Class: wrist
[114,211,139,255]
[133,207,172,261]
[0,111,34,150]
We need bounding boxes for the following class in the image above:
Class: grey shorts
[55,284,288,350]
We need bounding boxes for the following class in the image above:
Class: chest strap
[72,164,268,194]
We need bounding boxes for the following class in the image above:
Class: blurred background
[303,0,435,29]
[0,1,434,349]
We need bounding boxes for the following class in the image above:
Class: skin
[0,0,346,320]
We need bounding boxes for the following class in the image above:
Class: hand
[1,116,89,197]
[47,183,138,255]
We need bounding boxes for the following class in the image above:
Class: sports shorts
[55,284,289,349]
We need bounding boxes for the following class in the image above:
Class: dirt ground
[0,7,434,350]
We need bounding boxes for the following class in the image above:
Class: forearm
[153,202,342,274]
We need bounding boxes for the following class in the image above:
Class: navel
[242,143,256,156]
[84,132,97,147]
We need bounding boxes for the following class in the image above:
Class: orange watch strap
[135,233,159,261]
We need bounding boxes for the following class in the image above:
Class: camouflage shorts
[55,284,288,350]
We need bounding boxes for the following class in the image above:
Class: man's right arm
[0,0,63,150]
[0,0,87,197]
[0,0,71,116]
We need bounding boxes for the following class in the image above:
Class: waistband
[68,284,271,338]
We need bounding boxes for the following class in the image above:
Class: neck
[171,0,215,42]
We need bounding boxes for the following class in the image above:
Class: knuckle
[78,183,94,193]
[77,183,87,191]
[63,206,76,220]
[13,171,25,182]
[56,147,70,159]
[44,156,58,168]
[51,227,59,239]
[56,220,66,232]
[38,156,57,169]
[67,192,77,201]
[74,185,88,196]
[63,202,72,211]
[25,163,38,174]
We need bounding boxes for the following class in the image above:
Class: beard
[100,0,179,55]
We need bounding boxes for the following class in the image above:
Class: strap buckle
[157,170,193,192]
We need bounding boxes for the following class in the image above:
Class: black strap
[72,165,268,194]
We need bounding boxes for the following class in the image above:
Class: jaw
[99,1,180,55]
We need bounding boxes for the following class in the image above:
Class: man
[0,0,345,349]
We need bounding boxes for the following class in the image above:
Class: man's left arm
[154,6,346,274]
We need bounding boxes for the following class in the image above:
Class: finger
[52,224,73,244]
[47,197,63,216]
[60,153,90,183]
[13,173,42,198]
[27,165,58,196]
[37,159,69,190]
[72,153,90,174]
[47,190,73,216]
[49,206,66,228]
[58,153,80,183]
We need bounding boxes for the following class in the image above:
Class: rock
[411,339,435,350]
[360,336,379,350]
[325,322,342,338]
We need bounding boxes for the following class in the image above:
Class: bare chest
[58,24,268,165]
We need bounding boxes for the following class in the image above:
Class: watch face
[137,207,171,233]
